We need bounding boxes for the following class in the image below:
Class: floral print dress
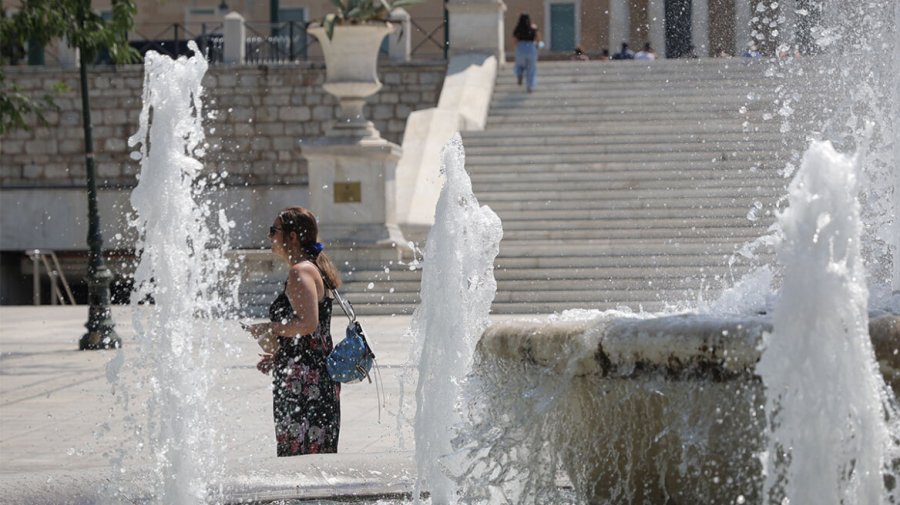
[269,285,340,456]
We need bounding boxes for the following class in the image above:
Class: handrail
[28,250,76,305]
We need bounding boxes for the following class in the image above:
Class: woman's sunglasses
[268,226,282,236]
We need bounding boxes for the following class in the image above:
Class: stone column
[734,0,752,56]
[648,0,666,57]
[223,11,246,64]
[446,0,507,61]
[609,0,631,50]
[691,0,709,56]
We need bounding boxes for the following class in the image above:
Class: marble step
[467,168,783,180]
[340,262,760,282]
[462,132,785,147]
[495,65,771,80]
[493,252,774,268]
[463,140,782,156]
[472,174,788,190]
[462,121,780,137]
[474,184,782,200]
[490,208,775,222]
[487,97,771,112]
[464,150,783,166]
[498,215,772,230]
[346,276,740,294]
[488,96,771,110]
[491,83,771,97]
[246,263,748,302]
[486,301,667,314]
[463,159,784,173]
[486,201,779,215]
[499,226,768,241]
[494,74,770,87]
[495,239,768,257]
[341,285,723,306]
[485,111,764,124]
[486,101,769,116]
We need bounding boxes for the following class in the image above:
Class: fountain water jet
[105,42,238,504]
[405,134,502,504]
[758,141,892,503]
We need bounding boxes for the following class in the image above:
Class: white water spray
[757,141,892,503]
[408,134,502,503]
[118,42,237,504]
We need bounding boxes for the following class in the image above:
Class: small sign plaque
[333,182,362,203]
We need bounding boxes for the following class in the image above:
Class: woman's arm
[280,263,321,335]
[249,263,322,338]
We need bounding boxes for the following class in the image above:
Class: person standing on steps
[513,13,541,93]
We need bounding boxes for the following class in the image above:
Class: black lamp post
[76,3,120,351]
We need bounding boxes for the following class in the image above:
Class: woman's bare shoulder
[288,261,320,282]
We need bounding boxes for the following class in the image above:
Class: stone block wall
[0,62,446,189]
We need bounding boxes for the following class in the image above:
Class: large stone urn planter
[308,23,395,142]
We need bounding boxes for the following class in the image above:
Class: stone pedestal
[223,12,246,64]
[303,140,409,249]
[446,0,507,61]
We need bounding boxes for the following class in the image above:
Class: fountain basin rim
[478,312,900,387]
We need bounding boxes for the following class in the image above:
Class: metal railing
[28,250,76,306]
[244,21,316,64]
[125,22,225,63]
[17,16,447,66]
[409,17,447,59]
[124,18,447,64]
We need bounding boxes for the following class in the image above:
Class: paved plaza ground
[0,306,521,504]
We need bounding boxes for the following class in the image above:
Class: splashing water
[770,0,899,300]
[405,134,502,504]
[110,42,237,504]
[757,141,893,503]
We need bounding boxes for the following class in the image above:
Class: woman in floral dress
[244,206,341,456]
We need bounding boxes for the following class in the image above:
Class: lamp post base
[79,327,121,350]
[78,266,121,350]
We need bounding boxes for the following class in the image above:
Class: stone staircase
[310,59,789,315]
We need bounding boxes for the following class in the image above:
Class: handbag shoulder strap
[312,262,356,324]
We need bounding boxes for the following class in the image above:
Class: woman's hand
[257,353,275,375]
[244,322,272,339]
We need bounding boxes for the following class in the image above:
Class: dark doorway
[665,0,693,58]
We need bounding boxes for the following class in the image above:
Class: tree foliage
[3,0,138,64]
[0,0,137,134]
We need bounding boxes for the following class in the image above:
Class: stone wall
[0,62,446,189]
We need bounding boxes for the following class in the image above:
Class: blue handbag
[326,287,376,384]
